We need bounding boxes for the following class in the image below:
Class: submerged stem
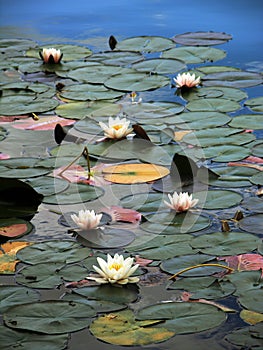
[168,263,234,280]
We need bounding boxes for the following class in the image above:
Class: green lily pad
[105,71,170,92]
[201,144,251,162]
[225,270,263,294]
[24,176,69,196]
[168,276,235,299]
[42,183,104,204]
[202,71,263,88]
[17,240,92,264]
[172,31,232,46]
[186,98,240,113]
[87,50,144,65]
[238,214,263,235]
[141,212,211,234]
[16,263,88,289]
[250,172,263,186]
[136,302,226,333]
[0,285,40,313]
[58,83,124,101]
[0,325,68,350]
[174,111,231,130]
[241,197,263,213]
[67,64,133,84]
[238,289,263,313]
[115,36,175,53]
[252,142,263,157]
[161,254,218,277]
[225,323,263,349]
[56,101,122,120]
[3,301,95,334]
[184,128,255,148]
[162,46,226,64]
[73,283,139,304]
[90,309,175,346]
[0,38,37,53]
[182,86,247,102]
[195,189,243,209]
[132,58,186,74]
[245,97,263,112]
[0,95,59,116]
[229,114,263,130]
[120,192,165,213]
[191,231,260,255]
[126,234,195,260]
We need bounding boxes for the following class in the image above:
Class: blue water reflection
[1,0,262,67]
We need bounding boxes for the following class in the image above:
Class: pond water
[0,1,263,350]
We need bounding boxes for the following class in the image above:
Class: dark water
[0,1,262,349]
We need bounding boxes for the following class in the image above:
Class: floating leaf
[245,97,263,112]
[186,98,240,113]
[240,310,263,325]
[24,176,69,196]
[90,309,175,346]
[136,302,226,334]
[229,114,263,130]
[105,71,170,92]
[0,241,31,274]
[172,31,232,46]
[87,50,143,65]
[202,71,263,88]
[3,301,95,334]
[132,58,186,74]
[102,163,170,184]
[201,144,251,162]
[191,231,260,256]
[43,183,104,205]
[0,325,68,350]
[162,46,226,64]
[238,214,263,235]
[225,323,263,348]
[17,240,91,265]
[0,218,33,238]
[116,36,175,53]
[238,289,263,313]
[0,285,40,313]
[195,189,243,209]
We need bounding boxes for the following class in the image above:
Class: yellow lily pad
[240,310,263,325]
[0,241,32,274]
[89,309,175,346]
[102,163,170,184]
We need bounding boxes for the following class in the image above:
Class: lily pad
[182,86,247,102]
[172,31,232,46]
[105,71,170,92]
[238,289,263,313]
[162,46,226,64]
[0,241,32,274]
[3,301,95,334]
[42,183,104,205]
[116,36,175,53]
[0,325,68,350]
[225,323,263,349]
[24,176,69,197]
[191,231,260,255]
[229,114,263,130]
[186,98,240,113]
[56,101,122,120]
[132,58,186,74]
[90,309,175,346]
[201,144,251,162]
[87,50,144,65]
[136,302,226,333]
[238,214,263,235]
[202,71,263,88]
[0,218,33,238]
[245,97,263,112]
[0,285,40,313]
[174,111,231,130]
[195,189,243,209]
[17,240,92,264]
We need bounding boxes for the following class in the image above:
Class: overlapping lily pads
[115,36,175,52]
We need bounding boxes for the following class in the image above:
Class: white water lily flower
[99,116,133,139]
[40,48,63,63]
[164,191,199,212]
[71,209,102,230]
[173,72,201,88]
[87,253,140,284]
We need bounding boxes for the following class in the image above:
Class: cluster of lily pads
[0,31,263,349]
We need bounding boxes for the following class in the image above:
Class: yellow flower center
[113,124,123,131]
[109,262,122,271]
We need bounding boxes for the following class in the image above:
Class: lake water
[0,1,263,349]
